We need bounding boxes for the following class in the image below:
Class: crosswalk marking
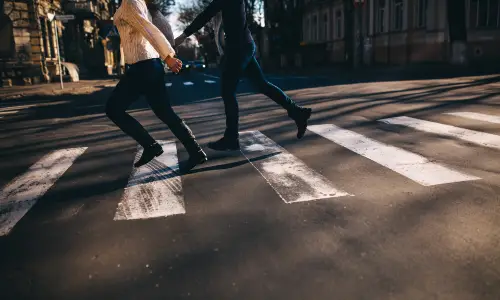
[239,131,351,203]
[379,116,500,150]
[0,110,19,116]
[183,81,194,86]
[165,83,172,87]
[203,73,219,79]
[308,124,479,186]
[0,148,87,236]
[204,80,216,84]
[444,112,500,124]
[4,112,499,231]
[114,140,185,221]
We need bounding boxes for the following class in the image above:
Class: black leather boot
[288,107,312,139]
[134,142,164,168]
[169,121,207,171]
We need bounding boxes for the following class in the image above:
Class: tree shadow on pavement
[1,71,500,299]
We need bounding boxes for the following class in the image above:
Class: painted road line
[203,73,219,79]
[0,148,87,236]
[444,112,500,124]
[309,124,479,186]
[165,83,172,87]
[379,116,500,150]
[204,80,216,84]
[114,140,184,220]
[183,81,194,86]
[239,131,351,203]
[0,110,19,117]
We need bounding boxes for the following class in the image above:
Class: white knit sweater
[113,0,175,64]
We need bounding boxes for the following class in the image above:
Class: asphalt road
[1,68,500,299]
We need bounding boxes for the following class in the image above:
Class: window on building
[415,0,427,28]
[469,0,500,28]
[377,0,386,33]
[312,14,318,41]
[40,18,50,58]
[321,12,328,41]
[304,17,310,41]
[392,0,404,31]
[47,21,56,58]
[335,9,343,39]
[0,15,15,58]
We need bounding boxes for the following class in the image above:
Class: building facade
[261,0,305,69]
[0,0,118,87]
[290,0,500,68]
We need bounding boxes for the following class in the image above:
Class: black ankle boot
[289,107,312,139]
[134,142,164,168]
[169,121,208,171]
[207,136,240,151]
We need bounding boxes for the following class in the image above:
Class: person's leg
[244,56,312,139]
[105,67,156,148]
[207,52,247,151]
[144,59,207,169]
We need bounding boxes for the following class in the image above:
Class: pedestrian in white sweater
[105,0,207,170]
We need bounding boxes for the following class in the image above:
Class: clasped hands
[164,33,188,74]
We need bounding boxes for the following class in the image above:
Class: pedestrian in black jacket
[175,0,312,151]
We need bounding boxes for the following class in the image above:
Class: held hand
[165,56,182,73]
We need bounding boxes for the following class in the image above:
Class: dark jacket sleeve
[183,0,224,37]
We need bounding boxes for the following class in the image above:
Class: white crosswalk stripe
[183,81,194,86]
[0,148,87,236]
[204,80,216,84]
[5,111,500,233]
[165,83,172,87]
[308,124,479,186]
[0,110,19,117]
[239,131,351,203]
[379,116,500,150]
[114,140,184,220]
[444,111,500,124]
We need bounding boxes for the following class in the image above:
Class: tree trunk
[447,0,467,64]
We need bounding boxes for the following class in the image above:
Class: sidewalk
[268,63,500,82]
[0,79,118,100]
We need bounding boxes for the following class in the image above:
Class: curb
[0,82,117,101]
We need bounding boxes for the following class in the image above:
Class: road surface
[1,69,500,299]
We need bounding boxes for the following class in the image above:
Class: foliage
[176,0,263,62]
[146,0,174,16]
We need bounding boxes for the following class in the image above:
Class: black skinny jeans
[105,58,182,148]
[220,43,299,139]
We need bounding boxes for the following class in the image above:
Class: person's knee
[258,79,273,90]
[105,99,121,120]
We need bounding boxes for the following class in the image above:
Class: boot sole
[133,148,164,168]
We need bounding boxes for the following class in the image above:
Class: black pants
[105,58,183,148]
[220,44,299,139]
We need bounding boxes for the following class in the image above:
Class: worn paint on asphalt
[114,140,185,220]
[239,130,351,203]
[0,147,87,236]
[309,124,479,186]
[380,116,500,150]
[444,111,500,124]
